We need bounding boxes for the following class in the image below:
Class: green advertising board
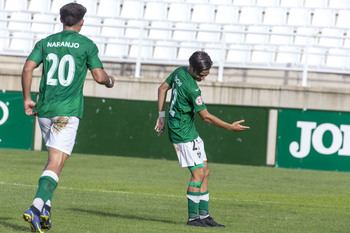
[73,97,268,166]
[0,91,35,150]
[276,109,350,172]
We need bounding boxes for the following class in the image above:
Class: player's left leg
[198,162,225,227]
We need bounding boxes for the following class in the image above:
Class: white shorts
[173,136,207,168]
[38,116,80,156]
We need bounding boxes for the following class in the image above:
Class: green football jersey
[165,66,207,143]
[28,30,103,118]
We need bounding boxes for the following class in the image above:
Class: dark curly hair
[60,3,87,27]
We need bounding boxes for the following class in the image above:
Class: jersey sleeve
[188,88,206,112]
[165,74,173,86]
[27,40,44,65]
[86,42,103,70]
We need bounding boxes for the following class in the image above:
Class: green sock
[34,176,58,204]
[187,191,201,220]
[199,190,209,217]
[186,191,201,219]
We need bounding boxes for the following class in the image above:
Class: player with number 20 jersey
[22,3,115,232]
[28,30,103,118]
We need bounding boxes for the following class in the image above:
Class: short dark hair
[60,3,87,27]
[189,51,213,73]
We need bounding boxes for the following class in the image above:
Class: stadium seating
[0,0,350,78]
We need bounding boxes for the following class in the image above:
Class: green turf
[1,148,350,233]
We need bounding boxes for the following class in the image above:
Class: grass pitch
[1,148,350,233]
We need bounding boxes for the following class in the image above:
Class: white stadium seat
[120,0,144,19]
[251,45,275,64]
[239,7,263,25]
[215,5,239,24]
[76,0,98,16]
[80,17,101,37]
[124,20,146,39]
[191,4,215,23]
[173,23,197,41]
[304,0,327,8]
[336,10,350,28]
[205,43,224,63]
[280,0,303,7]
[269,26,293,45]
[287,8,311,26]
[325,49,349,69]
[153,41,178,60]
[104,38,129,58]
[209,0,232,4]
[51,0,71,13]
[177,42,201,60]
[256,0,279,7]
[0,31,10,52]
[276,46,300,65]
[31,14,55,33]
[227,45,251,64]
[311,9,335,28]
[318,28,343,48]
[144,2,168,20]
[196,24,221,43]
[245,26,269,44]
[101,18,125,38]
[148,21,173,40]
[234,0,255,6]
[4,0,27,11]
[328,0,350,8]
[9,32,34,53]
[294,27,318,46]
[222,25,245,43]
[301,47,326,68]
[263,7,287,26]
[168,3,191,22]
[97,0,120,18]
[28,0,51,12]
[129,40,153,59]
[9,12,32,31]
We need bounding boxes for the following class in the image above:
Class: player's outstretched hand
[24,100,37,116]
[105,75,115,88]
[154,117,165,133]
[230,120,250,132]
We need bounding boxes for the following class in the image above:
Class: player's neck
[63,26,81,33]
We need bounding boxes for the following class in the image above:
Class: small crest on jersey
[195,96,203,105]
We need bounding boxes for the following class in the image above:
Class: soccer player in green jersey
[155,51,249,227]
[21,3,114,232]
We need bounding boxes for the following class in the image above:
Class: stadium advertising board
[276,109,350,172]
[0,91,34,150]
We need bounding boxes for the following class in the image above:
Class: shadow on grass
[0,217,28,232]
[71,208,180,225]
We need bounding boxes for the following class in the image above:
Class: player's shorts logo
[195,96,203,106]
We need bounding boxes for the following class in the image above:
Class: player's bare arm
[198,108,250,132]
[21,59,38,116]
[155,81,171,133]
[90,68,114,88]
